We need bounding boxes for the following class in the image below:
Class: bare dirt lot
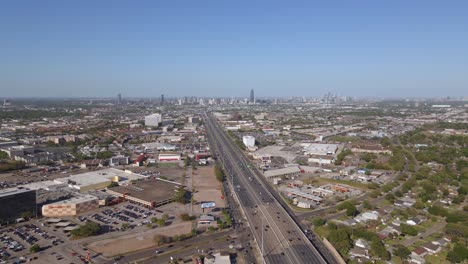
[192,166,226,214]
[87,221,192,257]
[130,166,186,184]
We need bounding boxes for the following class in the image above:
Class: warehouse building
[308,155,335,165]
[42,195,99,217]
[54,168,145,192]
[0,188,37,224]
[302,143,339,156]
[264,166,301,179]
[106,178,185,208]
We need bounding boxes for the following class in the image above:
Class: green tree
[327,229,352,257]
[370,237,391,260]
[0,151,8,159]
[96,150,113,159]
[381,137,392,147]
[446,243,468,263]
[20,211,33,220]
[400,223,418,236]
[174,188,187,204]
[393,244,411,259]
[107,182,119,188]
[162,213,169,221]
[71,222,101,238]
[428,205,449,217]
[362,200,372,210]
[29,244,41,253]
[154,234,169,245]
[180,213,194,221]
[337,201,358,216]
[156,218,166,227]
[312,218,326,227]
[335,149,353,165]
[214,164,225,182]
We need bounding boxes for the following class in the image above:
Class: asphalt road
[203,112,334,264]
[104,230,238,264]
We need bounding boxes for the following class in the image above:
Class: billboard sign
[201,202,216,209]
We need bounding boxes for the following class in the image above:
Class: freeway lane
[203,112,333,264]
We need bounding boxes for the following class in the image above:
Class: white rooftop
[21,180,65,191]
[302,143,339,156]
[55,168,146,187]
[46,194,98,205]
[264,166,301,178]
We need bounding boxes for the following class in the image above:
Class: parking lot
[0,191,193,263]
[0,223,65,263]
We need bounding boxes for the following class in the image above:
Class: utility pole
[262,216,265,264]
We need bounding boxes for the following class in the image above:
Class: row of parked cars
[125,204,154,218]
[102,209,132,223]
[0,234,24,253]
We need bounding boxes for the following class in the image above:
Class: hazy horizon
[1,1,467,98]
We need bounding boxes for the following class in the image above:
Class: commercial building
[351,144,392,154]
[308,155,335,165]
[54,168,145,192]
[145,113,162,127]
[142,142,176,152]
[0,145,34,158]
[188,116,200,123]
[42,195,99,217]
[158,152,181,161]
[106,178,184,208]
[109,155,129,166]
[242,136,255,148]
[0,188,37,224]
[302,143,339,156]
[279,186,323,203]
[264,166,301,179]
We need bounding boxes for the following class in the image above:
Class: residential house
[422,242,441,254]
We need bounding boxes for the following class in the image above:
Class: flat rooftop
[46,194,98,205]
[108,179,184,203]
[55,168,146,186]
[0,187,35,198]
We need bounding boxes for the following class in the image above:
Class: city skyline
[1,1,467,98]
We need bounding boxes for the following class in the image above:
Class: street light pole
[261,216,265,264]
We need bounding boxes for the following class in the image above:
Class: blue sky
[1,1,467,98]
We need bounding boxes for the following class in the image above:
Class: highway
[203,112,335,264]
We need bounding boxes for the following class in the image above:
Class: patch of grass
[304,177,371,190]
[425,250,449,264]
[313,226,330,238]
[158,162,179,168]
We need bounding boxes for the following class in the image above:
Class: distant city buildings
[250,89,255,104]
[145,113,162,127]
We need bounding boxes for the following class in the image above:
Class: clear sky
[1,1,467,98]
